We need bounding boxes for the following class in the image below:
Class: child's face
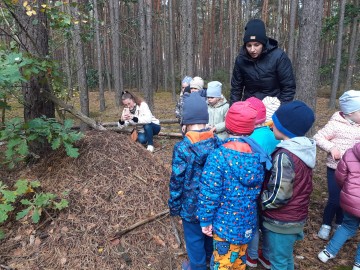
[272,124,288,140]
[207,97,221,106]
[348,110,360,124]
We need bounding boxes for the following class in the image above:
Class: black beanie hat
[272,101,315,138]
[243,19,268,45]
[182,92,209,125]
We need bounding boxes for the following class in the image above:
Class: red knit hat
[246,97,266,124]
[225,101,257,135]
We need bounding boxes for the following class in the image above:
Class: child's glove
[117,120,129,128]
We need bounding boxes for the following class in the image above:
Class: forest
[0,0,360,270]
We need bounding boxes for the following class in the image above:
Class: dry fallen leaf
[152,235,166,247]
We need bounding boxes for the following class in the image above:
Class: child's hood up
[277,137,317,168]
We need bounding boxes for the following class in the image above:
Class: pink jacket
[313,112,360,169]
[335,143,360,218]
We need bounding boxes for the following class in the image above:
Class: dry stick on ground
[110,209,170,240]
[0,264,13,270]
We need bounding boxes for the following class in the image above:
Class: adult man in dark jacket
[230,19,296,105]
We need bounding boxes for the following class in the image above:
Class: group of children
[169,80,360,270]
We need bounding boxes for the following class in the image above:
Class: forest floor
[0,90,359,270]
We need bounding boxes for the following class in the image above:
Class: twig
[134,174,147,184]
[170,217,182,248]
[110,209,169,240]
[0,264,13,270]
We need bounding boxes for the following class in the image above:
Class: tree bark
[94,0,105,111]
[287,0,297,63]
[345,0,360,90]
[168,0,176,101]
[295,0,324,124]
[71,0,89,131]
[329,0,346,108]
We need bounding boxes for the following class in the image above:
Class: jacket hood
[353,143,360,161]
[277,137,317,168]
[185,131,219,165]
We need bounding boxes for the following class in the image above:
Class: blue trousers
[262,227,303,270]
[326,212,360,265]
[247,217,269,260]
[137,123,161,146]
[322,167,343,225]
[182,220,213,270]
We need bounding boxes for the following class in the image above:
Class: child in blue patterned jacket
[197,101,272,270]
[168,92,220,270]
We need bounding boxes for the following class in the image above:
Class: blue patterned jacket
[168,129,220,223]
[197,137,266,244]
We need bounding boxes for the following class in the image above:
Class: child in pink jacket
[315,90,360,240]
[318,142,360,270]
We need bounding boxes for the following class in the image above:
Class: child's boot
[318,249,335,263]
[353,262,360,270]
[317,224,331,240]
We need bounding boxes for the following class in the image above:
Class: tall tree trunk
[168,0,176,101]
[329,0,346,108]
[287,0,297,63]
[275,0,282,42]
[109,0,121,107]
[94,0,105,111]
[72,1,89,131]
[345,0,360,90]
[295,0,324,123]
[145,0,154,109]
[185,0,194,75]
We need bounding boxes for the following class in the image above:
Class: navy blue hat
[243,19,268,45]
[182,92,209,125]
[272,101,315,138]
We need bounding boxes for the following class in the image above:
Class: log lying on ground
[41,90,107,131]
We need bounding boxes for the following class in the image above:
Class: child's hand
[201,225,213,237]
[330,147,341,160]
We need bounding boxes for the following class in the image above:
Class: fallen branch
[110,209,170,240]
[40,90,106,131]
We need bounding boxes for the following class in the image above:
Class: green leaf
[16,207,31,220]
[53,199,69,210]
[0,204,14,223]
[15,179,30,195]
[64,142,80,158]
[51,137,61,150]
[1,190,17,203]
[30,180,41,188]
[31,208,41,223]
[20,199,32,205]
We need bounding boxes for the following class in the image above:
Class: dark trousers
[322,167,343,225]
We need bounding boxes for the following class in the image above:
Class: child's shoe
[147,145,154,152]
[258,249,271,269]
[353,262,360,270]
[317,224,331,240]
[245,251,258,267]
[318,249,335,263]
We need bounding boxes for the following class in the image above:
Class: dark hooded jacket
[230,38,296,105]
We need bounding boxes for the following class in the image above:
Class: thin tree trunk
[287,0,297,63]
[168,0,176,101]
[329,0,346,108]
[345,0,360,90]
[94,0,105,111]
[72,1,89,131]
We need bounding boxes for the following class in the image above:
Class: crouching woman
[118,91,161,152]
